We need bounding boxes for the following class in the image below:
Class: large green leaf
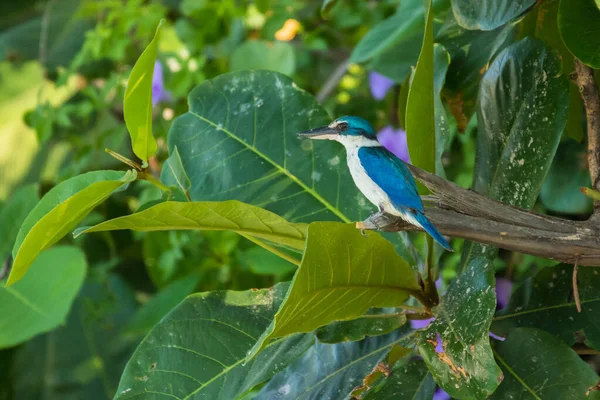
[0,246,86,348]
[77,200,307,251]
[493,264,600,350]
[364,360,436,400]
[0,184,39,260]
[162,70,375,224]
[115,285,313,400]
[257,332,413,400]
[558,0,600,69]
[462,38,569,268]
[8,170,135,286]
[12,274,139,399]
[491,328,600,399]
[417,258,502,399]
[249,223,420,357]
[124,20,164,164]
[316,308,407,344]
[124,273,202,337]
[406,0,435,192]
[230,40,296,76]
[451,0,536,30]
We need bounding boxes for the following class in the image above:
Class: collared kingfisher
[298,116,452,251]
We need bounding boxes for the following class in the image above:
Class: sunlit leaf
[115,284,313,400]
[451,0,536,30]
[77,200,307,251]
[8,170,135,286]
[491,328,600,399]
[417,258,502,399]
[249,223,420,358]
[0,246,85,348]
[124,20,164,164]
[493,264,600,350]
[558,0,600,68]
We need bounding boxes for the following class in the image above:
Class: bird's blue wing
[358,147,423,212]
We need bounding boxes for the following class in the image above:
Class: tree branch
[356,164,600,266]
[573,59,600,215]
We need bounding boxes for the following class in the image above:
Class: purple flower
[152,60,171,106]
[369,71,395,100]
[378,126,410,163]
[495,277,513,310]
[410,317,434,330]
[434,387,451,400]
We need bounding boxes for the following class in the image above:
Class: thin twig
[356,164,600,266]
[573,59,600,214]
[573,256,582,313]
[316,58,350,103]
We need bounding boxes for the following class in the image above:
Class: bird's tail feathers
[411,210,453,252]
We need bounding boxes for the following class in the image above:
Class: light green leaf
[162,70,376,224]
[249,222,420,358]
[8,170,135,286]
[558,0,600,69]
[0,246,86,348]
[417,258,502,399]
[242,246,297,277]
[0,184,39,259]
[230,40,296,76]
[462,38,569,269]
[115,284,313,400]
[77,200,307,251]
[257,332,412,400]
[161,145,192,194]
[493,264,600,350]
[316,308,407,344]
[124,20,164,164]
[492,328,600,399]
[13,274,139,399]
[363,360,436,400]
[406,0,435,194]
[125,272,201,337]
[451,0,536,30]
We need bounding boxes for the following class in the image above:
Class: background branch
[357,165,600,266]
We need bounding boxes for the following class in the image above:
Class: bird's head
[297,116,377,142]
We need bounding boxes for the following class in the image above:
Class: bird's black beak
[297,125,339,140]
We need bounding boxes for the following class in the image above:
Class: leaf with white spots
[491,328,600,399]
[363,359,436,400]
[416,258,502,399]
[493,264,600,350]
[115,284,313,400]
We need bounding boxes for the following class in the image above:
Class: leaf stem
[105,148,143,171]
[138,171,170,192]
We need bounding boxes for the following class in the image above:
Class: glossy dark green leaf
[77,200,307,251]
[462,38,569,269]
[492,328,600,399]
[249,223,420,357]
[115,285,313,400]
[558,0,600,68]
[0,184,39,259]
[0,246,86,348]
[256,332,413,400]
[9,170,135,285]
[406,0,435,192]
[163,70,376,224]
[417,257,501,399]
[363,360,436,400]
[231,40,295,75]
[12,274,138,399]
[316,308,407,344]
[451,0,536,30]
[161,146,192,194]
[540,140,592,215]
[493,264,600,350]
[124,273,201,337]
[124,20,164,164]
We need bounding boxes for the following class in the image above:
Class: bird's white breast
[337,136,401,217]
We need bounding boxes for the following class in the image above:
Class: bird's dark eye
[338,122,349,131]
